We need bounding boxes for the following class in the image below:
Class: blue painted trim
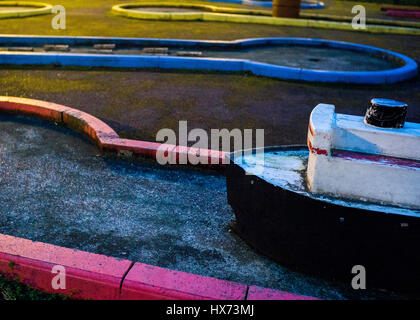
[190,0,325,9]
[0,36,417,84]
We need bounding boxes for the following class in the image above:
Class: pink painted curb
[0,96,226,167]
[0,234,132,300]
[121,263,247,300]
[0,96,318,300]
[0,232,318,300]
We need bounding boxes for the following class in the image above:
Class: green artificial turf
[0,0,417,39]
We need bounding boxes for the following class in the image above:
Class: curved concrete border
[242,0,325,9]
[112,2,269,20]
[0,96,318,300]
[0,36,417,84]
[111,2,420,35]
[0,96,226,167]
[0,1,52,19]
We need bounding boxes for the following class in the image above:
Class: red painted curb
[0,96,318,300]
[0,233,317,300]
[386,10,420,19]
[62,108,120,143]
[0,234,132,300]
[0,96,226,166]
[381,7,420,12]
[381,7,420,18]
[0,97,67,122]
[120,263,247,300]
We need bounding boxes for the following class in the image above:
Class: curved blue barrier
[194,0,325,9]
[0,35,416,84]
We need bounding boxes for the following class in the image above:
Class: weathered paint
[121,263,248,300]
[0,233,319,300]
[0,234,132,300]
[334,113,420,161]
[307,103,420,209]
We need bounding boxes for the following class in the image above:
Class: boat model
[227,99,420,291]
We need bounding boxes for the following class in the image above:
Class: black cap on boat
[364,98,408,128]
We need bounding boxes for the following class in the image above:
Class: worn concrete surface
[0,115,405,299]
[205,46,399,71]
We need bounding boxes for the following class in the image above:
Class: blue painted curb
[0,35,417,84]
[191,0,325,9]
